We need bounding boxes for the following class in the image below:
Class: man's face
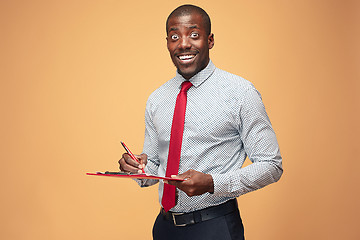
[166,13,214,80]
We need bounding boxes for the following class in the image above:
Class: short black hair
[166,4,211,35]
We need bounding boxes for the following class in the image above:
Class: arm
[168,86,282,197]
[211,87,283,197]
[118,98,161,187]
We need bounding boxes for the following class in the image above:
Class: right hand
[118,153,148,174]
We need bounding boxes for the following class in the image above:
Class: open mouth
[177,54,196,64]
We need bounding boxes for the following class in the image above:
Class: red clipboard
[86,172,184,181]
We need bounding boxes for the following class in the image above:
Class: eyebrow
[188,25,199,30]
[168,25,200,33]
[169,27,178,32]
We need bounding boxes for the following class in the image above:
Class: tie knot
[180,81,193,92]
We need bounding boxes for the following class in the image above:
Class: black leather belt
[160,199,238,227]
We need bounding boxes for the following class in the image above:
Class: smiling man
[166,10,214,80]
[118,4,283,240]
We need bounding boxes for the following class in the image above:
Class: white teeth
[179,55,195,60]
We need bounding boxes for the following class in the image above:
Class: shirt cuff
[211,173,231,196]
[133,163,159,187]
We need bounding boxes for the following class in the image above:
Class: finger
[170,175,184,180]
[172,172,192,180]
[118,158,142,173]
[122,153,142,168]
[135,153,148,166]
[165,180,179,186]
[118,159,124,171]
[167,177,188,187]
[166,171,192,185]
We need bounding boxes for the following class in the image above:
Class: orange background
[1,0,359,239]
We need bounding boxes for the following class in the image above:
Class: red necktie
[162,81,193,212]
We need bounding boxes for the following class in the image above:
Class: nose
[178,36,191,49]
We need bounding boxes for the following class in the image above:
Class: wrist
[207,173,214,194]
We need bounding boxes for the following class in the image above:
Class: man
[118,4,283,240]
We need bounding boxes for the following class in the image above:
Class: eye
[190,32,199,38]
[170,34,179,40]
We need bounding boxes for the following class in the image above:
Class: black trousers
[152,207,245,240]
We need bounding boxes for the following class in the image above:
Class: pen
[120,141,145,174]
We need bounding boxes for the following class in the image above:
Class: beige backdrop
[1,0,359,239]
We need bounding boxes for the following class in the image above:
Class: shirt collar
[175,60,216,88]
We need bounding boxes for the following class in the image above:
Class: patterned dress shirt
[138,60,283,213]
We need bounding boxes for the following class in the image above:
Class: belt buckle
[172,212,186,227]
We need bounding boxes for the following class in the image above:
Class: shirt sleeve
[211,86,283,197]
[134,98,160,187]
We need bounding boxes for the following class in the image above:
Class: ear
[208,33,214,49]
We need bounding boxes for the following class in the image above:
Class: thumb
[171,171,191,180]
[170,174,183,180]
[135,153,148,165]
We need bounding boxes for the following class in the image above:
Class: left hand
[165,169,214,197]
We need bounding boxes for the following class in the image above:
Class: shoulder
[148,78,175,98]
[212,67,260,98]
[145,77,177,107]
